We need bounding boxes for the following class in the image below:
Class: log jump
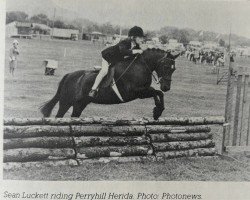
[3,116,224,169]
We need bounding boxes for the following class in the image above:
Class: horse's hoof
[153,107,164,120]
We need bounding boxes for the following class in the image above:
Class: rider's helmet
[128,26,144,37]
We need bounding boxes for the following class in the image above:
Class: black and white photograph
[2,0,250,186]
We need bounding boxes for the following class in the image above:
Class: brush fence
[3,116,224,169]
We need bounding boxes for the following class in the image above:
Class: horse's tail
[40,74,68,117]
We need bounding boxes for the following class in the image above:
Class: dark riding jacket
[101,38,140,65]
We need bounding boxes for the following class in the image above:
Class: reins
[112,54,139,85]
[140,55,160,84]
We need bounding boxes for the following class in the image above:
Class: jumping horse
[40,48,180,120]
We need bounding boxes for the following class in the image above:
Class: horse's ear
[166,51,171,57]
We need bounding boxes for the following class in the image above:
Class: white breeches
[91,59,109,90]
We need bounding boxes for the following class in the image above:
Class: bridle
[142,53,175,84]
[157,53,176,62]
[113,53,175,85]
[156,53,175,84]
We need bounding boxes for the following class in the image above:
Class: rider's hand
[132,49,143,54]
[140,44,148,51]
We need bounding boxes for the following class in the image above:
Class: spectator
[9,39,19,76]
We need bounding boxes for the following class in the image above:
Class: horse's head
[155,52,180,92]
[142,48,180,92]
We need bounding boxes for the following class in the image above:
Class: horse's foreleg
[152,90,165,120]
[135,87,164,120]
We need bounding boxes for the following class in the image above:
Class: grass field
[3,37,250,181]
[4,38,227,118]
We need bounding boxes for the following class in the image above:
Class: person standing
[9,39,19,76]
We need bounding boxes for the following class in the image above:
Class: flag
[216,34,220,39]
[199,31,204,36]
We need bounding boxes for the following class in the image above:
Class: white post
[64,48,67,57]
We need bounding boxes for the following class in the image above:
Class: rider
[89,26,145,98]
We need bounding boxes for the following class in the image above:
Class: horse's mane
[144,47,169,55]
[123,48,168,62]
[143,47,180,61]
[122,48,170,64]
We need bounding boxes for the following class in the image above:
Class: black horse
[40,49,179,120]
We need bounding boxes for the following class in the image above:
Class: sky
[5,0,250,38]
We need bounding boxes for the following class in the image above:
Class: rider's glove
[132,49,143,54]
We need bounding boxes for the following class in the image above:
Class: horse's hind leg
[71,100,90,117]
[56,102,71,118]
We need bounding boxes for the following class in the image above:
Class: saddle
[75,66,115,101]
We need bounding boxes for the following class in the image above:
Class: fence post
[247,105,250,146]
[239,69,249,145]
[232,67,243,146]
[222,57,235,153]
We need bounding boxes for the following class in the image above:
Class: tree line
[7,11,77,29]
[6,11,250,46]
[6,11,130,35]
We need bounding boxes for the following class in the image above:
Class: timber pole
[221,27,235,153]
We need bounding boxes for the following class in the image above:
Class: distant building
[52,28,79,40]
[32,23,51,35]
[6,21,80,40]
[6,21,33,38]
[89,31,106,43]
[167,39,184,51]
